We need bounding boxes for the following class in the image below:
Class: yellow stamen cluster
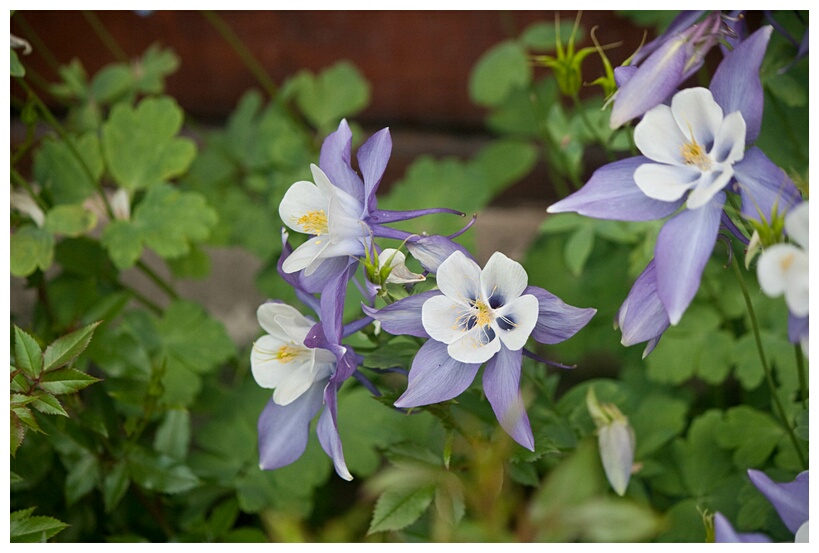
[295,210,329,235]
[275,344,303,363]
[680,141,712,172]
[779,252,796,272]
[472,299,493,327]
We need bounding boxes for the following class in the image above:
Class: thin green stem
[201,10,278,98]
[13,13,62,72]
[731,255,807,469]
[15,77,116,221]
[136,260,179,301]
[119,282,164,315]
[82,11,129,62]
[795,344,808,408]
[10,167,49,212]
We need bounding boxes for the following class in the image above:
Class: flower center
[680,141,712,171]
[779,252,796,272]
[295,210,329,235]
[275,344,304,363]
[472,298,494,327]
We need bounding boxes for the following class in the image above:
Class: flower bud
[587,387,636,496]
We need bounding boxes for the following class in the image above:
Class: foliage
[9,9,808,543]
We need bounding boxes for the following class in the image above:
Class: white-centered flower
[757,201,809,318]
[278,164,369,275]
[634,87,747,210]
[250,303,336,406]
[376,248,426,285]
[421,251,539,364]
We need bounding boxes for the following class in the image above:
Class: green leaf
[14,325,43,378]
[11,49,25,77]
[153,409,191,459]
[368,485,436,534]
[103,460,131,513]
[33,133,104,204]
[519,20,579,52]
[11,411,26,456]
[631,393,688,458]
[469,40,531,107]
[673,410,734,497]
[101,96,197,191]
[65,450,100,505]
[166,244,211,279]
[134,43,180,93]
[44,203,97,237]
[10,225,54,277]
[564,225,594,276]
[716,406,784,468]
[567,498,662,542]
[38,368,101,395]
[10,508,69,543]
[294,61,370,129]
[30,392,68,417]
[127,447,200,494]
[90,63,133,103]
[100,219,144,269]
[43,321,101,372]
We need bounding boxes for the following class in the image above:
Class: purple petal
[632,11,707,64]
[610,36,689,128]
[406,234,474,273]
[318,259,358,344]
[613,65,637,89]
[368,207,464,224]
[257,380,325,470]
[720,11,748,56]
[732,148,803,223]
[394,339,481,408]
[788,313,808,345]
[317,382,352,480]
[748,469,809,534]
[524,286,596,345]
[615,259,671,354]
[710,26,772,143]
[713,512,772,543]
[356,127,392,212]
[655,193,724,324]
[547,157,685,221]
[362,290,440,338]
[319,119,365,204]
[482,345,534,451]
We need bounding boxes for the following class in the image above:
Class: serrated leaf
[101,96,196,191]
[11,411,26,456]
[30,392,68,417]
[44,203,97,237]
[12,405,42,433]
[136,184,217,258]
[469,40,531,107]
[103,460,131,513]
[43,321,101,372]
[14,325,43,378]
[368,485,436,534]
[295,61,370,129]
[10,509,69,543]
[38,369,101,395]
[10,225,54,277]
[127,447,201,494]
[33,133,104,204]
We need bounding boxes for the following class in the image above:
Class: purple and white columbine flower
[757,201,809,355]
[549,26,803,348]
[252,302,353,480]
[365,250,595,451]
[278,119,463,293]
[715,469,808,543]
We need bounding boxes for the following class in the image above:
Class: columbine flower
[549,26,803,339]
[365,250,595,450]
[614,259,670,358]
[757,201,809,354]
[586,387,636,497]
[251,301,353,480]
[278,120,465,290]
[715,470,808,543]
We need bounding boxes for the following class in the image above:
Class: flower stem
[731,254,807,469]
[82,10,128,62]
[201,10,278,98]
[794,344,807,407]
[136,260,179,301]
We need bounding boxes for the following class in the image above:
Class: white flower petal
[785,201,809,249]
[757,244,809,317]
[783,256,810,317]
[251,335,310,390]
[257,303,310,340]
[422,294,472,344]
[481,252,528,307]
[311,164,363,218]
[634,104,688,165]
[710,110,746,165]
[634,163,700,202]
[671,87,724,148]
[279,180,330,234]
[328,194,369,241]
[435,251,482,305]
[272,366,317,406]
[282,236,330,274]
[686,168,734,210]
[446,326,500,364]
[493,294,539,351]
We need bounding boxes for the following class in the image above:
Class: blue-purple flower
[365,250,595,450]
[548,26,803,349]
[715,469,809,543]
